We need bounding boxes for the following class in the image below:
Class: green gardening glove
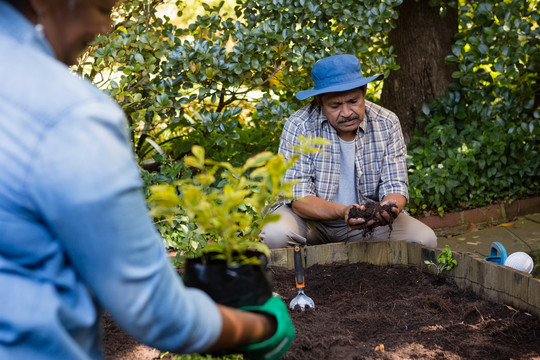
[238,295,295,360]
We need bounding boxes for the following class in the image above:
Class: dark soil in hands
[104,262,540,360]
[348,203,399,235]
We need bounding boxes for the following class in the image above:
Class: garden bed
[273,262,540,359]
[104,242,540,359]
[270,241,540,318]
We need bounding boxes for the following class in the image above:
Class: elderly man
[261,54,437,249]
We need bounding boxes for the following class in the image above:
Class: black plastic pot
[183,251,273,308]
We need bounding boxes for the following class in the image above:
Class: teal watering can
[483,241,508,265]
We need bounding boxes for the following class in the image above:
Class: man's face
[319,88,366,141]
[41,0,117,65]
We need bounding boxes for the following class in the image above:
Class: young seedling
[424,245,458,276]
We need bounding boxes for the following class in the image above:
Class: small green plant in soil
[424,244,458,276]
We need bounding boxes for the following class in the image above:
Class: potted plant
[148,143,318,307]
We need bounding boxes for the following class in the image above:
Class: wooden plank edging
[269,240,540,318]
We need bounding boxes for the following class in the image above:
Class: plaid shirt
[278,100,409,206]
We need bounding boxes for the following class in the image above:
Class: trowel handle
[293,246,305,289]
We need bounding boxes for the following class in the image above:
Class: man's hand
[345,203,378,229]
[345,201,399,230]
[376,199,400,226]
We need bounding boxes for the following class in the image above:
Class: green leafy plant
[424,245,458,276]
[76,0,400,168]
[78,0,539,223]
[147,139,326,265]
[406,0,539,216]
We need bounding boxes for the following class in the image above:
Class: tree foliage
[407,0,539,215]
[76,0,401,168]
[76,0,539,231]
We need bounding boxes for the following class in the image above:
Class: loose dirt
[274,263,540,360]
[348,203,399,235]
[104,262,540,360]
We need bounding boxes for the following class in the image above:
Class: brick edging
[417,196,540,229]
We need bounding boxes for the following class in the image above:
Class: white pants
[260,205,438,249]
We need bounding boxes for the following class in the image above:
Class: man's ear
[314,95,322,106]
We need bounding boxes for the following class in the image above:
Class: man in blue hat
[260,54,437,248]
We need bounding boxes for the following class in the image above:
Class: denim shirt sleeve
[26,100,222,354]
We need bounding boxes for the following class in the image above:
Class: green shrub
[76,0,539,243]
[406,0,539,216]
[76,0,400,167]
[147,139,325,262]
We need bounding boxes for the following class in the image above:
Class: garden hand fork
[289,246,315,311]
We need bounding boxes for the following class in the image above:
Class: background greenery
[76,0,538,250]
[407,0,539,216]
[73,1,538,358]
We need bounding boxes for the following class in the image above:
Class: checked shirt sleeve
[377,107,409,201]
[278,108,318,201]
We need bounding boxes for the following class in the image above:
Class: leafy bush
[406,0,539,216]
[76,0,400,167]
[147,140,324,264]
[76,0,538,250]
[147,147,289,264]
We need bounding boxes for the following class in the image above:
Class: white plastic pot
[504,252,534,273]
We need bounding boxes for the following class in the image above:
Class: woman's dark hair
[5,0,31,12]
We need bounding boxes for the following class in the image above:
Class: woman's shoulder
[19,57,122,130]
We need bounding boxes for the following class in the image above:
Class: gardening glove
[238,295,295,360]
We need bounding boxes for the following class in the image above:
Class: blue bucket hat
[296,54,384,100]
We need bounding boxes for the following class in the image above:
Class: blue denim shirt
[0,3,221,358]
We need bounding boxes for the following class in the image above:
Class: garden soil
[104,262,540,360]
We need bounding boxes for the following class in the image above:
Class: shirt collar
[312,102,326,128]
[0,1,55,58]
[358,116,366,133]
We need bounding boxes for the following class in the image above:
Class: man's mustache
[337,115,360,124]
